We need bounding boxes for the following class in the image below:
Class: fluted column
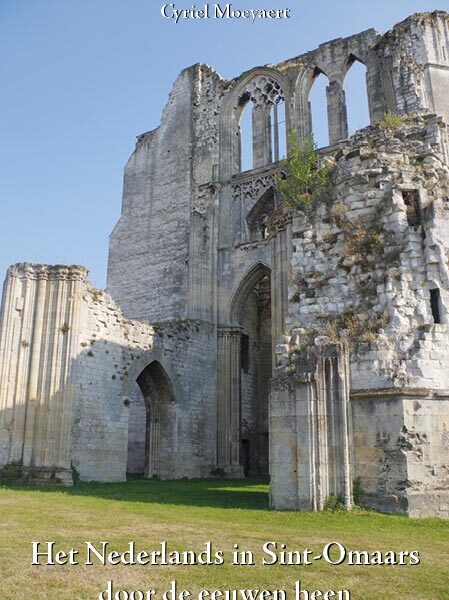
[270,343,352,511]
[216,326,243,476]
[0,271,22,463]
[0,263,88,483]
[22,274,48,466]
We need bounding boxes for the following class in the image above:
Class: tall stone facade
[1,11,449,517]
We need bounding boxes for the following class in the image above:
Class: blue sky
[0,1,443,288]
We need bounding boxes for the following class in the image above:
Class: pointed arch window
[239,95,254,172]
[344,56,370,135]
[309,68,330,147]
[236,76,286,173]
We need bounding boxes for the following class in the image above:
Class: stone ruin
[1,11,449,517]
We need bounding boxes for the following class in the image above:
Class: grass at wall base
[0,478,448,599]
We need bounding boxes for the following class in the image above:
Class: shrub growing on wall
[276,132,329,212]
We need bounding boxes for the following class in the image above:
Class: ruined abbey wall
[0,265,215,484]
[1,11,449,516]
[270,113,449,516]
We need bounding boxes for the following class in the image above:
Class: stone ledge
[351,388,449,401]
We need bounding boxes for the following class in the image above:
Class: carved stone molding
[232,166,285,203]
[7,263,88,282]
[241,76,285,108]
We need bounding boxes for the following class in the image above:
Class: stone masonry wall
[71,285,154,482]
[374,11,449,123]
[108,68,198,322]
[272,113,449,515]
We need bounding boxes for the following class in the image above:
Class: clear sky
[0,0,443,288]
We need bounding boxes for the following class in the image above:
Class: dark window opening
[247,187,276,242]
[430,288,442,324]
[241,334,250,372]
[402,190,422,228]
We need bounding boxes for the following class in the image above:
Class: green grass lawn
[0,479,448,599]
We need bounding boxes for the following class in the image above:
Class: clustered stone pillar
[216,326,243,476]
[270,342,353,510]
[270,215,293,368]
[0,263,87,484]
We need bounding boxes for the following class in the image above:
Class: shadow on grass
[2,477,271,510]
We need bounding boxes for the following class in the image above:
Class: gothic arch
[229,262,271,324]
[121,348,177,399]
[294,64,331,145]
[343,55,370,135]
[246,187,276,241]
[218,68,291,179]
[123,351,178,479]
[136,361,174,406]
[308,67,331,147]
[218,261,272,476]
[342,52,366,75]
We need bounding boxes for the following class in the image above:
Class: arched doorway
[237,269,271,476]
[126,361,176,478]
[217,264,272,477]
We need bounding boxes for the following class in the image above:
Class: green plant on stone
[379,112,403,132]
[353,476,365,507]
[71,462,81,485]
[0,461,23,484]
[276,132,329,212]
[324,493,345,511]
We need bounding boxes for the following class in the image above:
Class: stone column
[0,270,22,463]
[187,206,213,321]
[270,343,353,511]
[294,68,313,146]
[147,397,161,477]
[326,80,348,145]
[365,53,387,124]
[271,217,292,367]
[21,273,48,467]
[272,103,280,162]
[0,263,88,484]
[216,326,243,476]
[253,106,272,169]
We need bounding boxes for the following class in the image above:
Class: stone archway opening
[235,266,272,477]
[217,264,273,478]
[247,188,276,242]
[238,272,271,476]
[126,361,176,479]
